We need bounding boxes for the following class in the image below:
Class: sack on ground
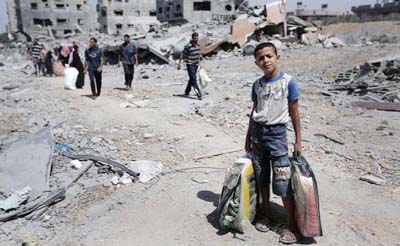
[290,155,323,237]
[218,154,257,233]
[64,66,78,90]
[198,68,211,89]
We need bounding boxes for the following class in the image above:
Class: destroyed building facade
[287,3,340,24]
[6,0,96,38]
[156,0,244,23]
[97,0,158,35]
[352,1,400,19]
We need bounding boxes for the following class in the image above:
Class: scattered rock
[360,173,387,185]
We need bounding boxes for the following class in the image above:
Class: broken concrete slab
[0,128,54,201]
[0,186,32,211]
[360,174,387,185]
[129,160,163,183]
[230,16,257,47]
[351,101,400,112]
[323,37,347,48]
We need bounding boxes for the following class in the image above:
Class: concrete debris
[129,160,163,183]
[2,84,20,91]
[70,160,82,169]
[120,100,151,108]
[63,153,140,181]
[360,173,387,185]
[0,186,32,211]
[242,40,257,56]
[0,128,54,201]
[111,173,133,186]
[323,37,347,48]
[331,55,400,105]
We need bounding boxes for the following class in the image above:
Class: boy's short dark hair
[90,37,97,43]
[253,42,278,58]
[124,34,130,38]
[192,32,199,38]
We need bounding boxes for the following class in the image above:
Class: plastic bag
[198,67,212,89]
[218,154,257,233]
[290,155,323,237]
[64,66,78,90]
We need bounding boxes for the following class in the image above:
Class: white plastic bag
[64,66,78,90]
[198,68,212,89]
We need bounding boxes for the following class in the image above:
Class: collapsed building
[287,2,340,26]
[351,0,400,19]
[6,0,96,39]
[97,0,159,35]
[156,0,244,23]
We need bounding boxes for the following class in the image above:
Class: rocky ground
[1,23,400,245]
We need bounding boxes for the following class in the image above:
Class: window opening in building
[33,18,53,26]
[77,4,82,10]
[114,9,123,16]
[56,4,65,9]
[225,4,232,11]
[31,3,38,9]
[194,1,211,11]
[57,19,67,26]
[101,7,107,16]
[116,24,123,29]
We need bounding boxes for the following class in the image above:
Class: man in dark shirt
[84,37,104,99]
[118,34,138,90]
[29,38,44,76]
[177,32,202,100]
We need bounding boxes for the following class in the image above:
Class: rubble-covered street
[0,19,400,245]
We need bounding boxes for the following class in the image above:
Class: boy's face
[255,47,278,75]
[191,35,199,44]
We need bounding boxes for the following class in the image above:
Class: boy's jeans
[251,123,292,197]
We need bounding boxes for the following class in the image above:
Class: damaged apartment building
[156,0,245,23]
[97,0,158,35]
[6,0,96,39]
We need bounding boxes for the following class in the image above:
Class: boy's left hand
[294,142,301,156]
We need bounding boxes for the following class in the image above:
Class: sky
[0,0,378,33]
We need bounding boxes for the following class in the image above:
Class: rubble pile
[330,55,400,106]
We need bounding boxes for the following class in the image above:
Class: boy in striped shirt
[29,38,44,76]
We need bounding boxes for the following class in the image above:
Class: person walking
[29,38,44,76]
[84,37,104,99]
[118,34,138,90]
[177,32,202,100]
[60,43,85,88]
